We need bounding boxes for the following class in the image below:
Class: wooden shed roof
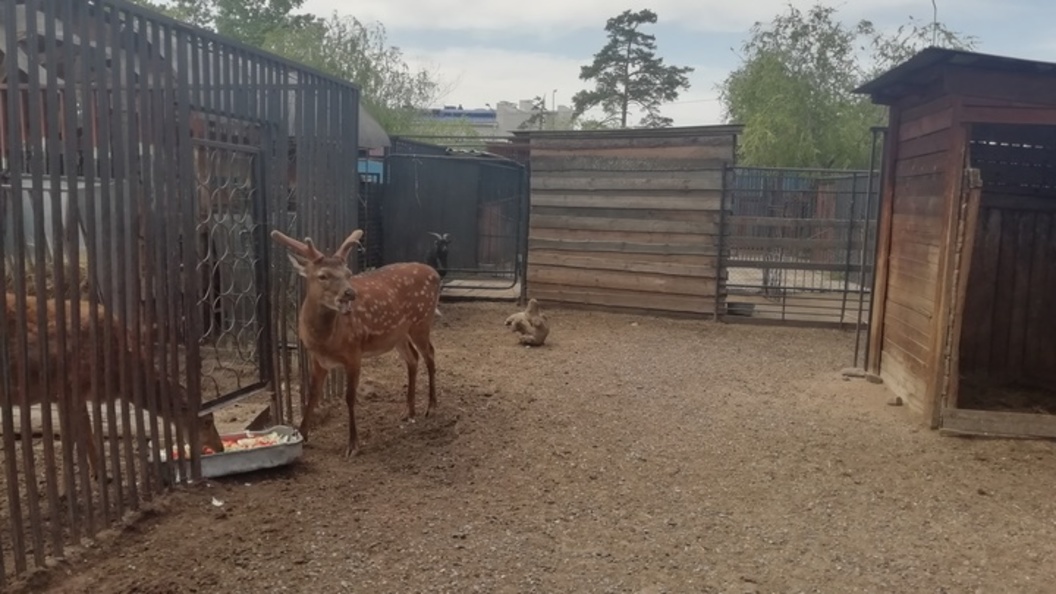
[854,47,1056,105]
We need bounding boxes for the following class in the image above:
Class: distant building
[421,99,574,137]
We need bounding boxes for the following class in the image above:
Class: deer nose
[343,288,356,301]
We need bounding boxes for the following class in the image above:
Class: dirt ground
[14,302,1056,593]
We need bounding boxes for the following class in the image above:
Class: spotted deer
[271,228,442,457]
[5,293,225,481]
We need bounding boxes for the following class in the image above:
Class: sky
[295,0,1056,127]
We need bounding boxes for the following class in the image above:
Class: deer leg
[298,357,328,443]
[395,339,420,421]
[344,363,361,458]
[409,329,438,416]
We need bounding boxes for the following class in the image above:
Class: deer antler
[270,229,324,261]
[334,229,365,260]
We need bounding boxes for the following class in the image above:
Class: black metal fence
[722,166,881,325]
[0,0,359,583]
[382,139,527,293]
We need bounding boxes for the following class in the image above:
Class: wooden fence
[524,126,740,316]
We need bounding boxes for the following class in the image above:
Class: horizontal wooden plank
[528,238,718,257]
[961,106,1056,126]
[530,248,716,266]
[530,227,718,245]
[725,236,866,250]
[725,259,866,273]
[726,216,875,229]
[531,192,722,211]
[898,106,954,141]
[895,151,950,179]
[530,154,727,173]
[898,128,952,160]
[529,251,719,277]
[530,214,710,235]
[980,194,1056,212]
[528,282,718,315]
[529,144,735,161]
[531,205,718,222]
[528,265,716,297]
[528,132,737,151]
[531,171,724,192]
[940,408,1056,439]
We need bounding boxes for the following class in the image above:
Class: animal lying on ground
[504,298,550,346]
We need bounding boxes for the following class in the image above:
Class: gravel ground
[17,301,1056,593]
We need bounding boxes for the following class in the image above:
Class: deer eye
[317,272,329,281]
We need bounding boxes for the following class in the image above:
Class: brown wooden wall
[525,127,737,315]
[874,96,960,414]
[960,201,1056,390]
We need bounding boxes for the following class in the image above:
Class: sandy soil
[11,302,1056,593]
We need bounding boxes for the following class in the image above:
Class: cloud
[404,47,727,127]
[300,0,938,35]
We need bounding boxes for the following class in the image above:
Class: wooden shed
[524,125,741,316]
[855,47,1056,438]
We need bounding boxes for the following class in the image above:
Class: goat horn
[334,229,365,260]
[427,231,443,240]
[270,230,324,260]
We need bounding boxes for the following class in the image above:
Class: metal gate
[190,124,272,410]
[382,152,527,292]
[722,166,881,325]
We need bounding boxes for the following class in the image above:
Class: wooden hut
[855,47,1056,438]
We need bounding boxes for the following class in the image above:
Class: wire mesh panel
[0,0,359,582]
[723,167,880,325]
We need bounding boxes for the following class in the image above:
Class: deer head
[271,229,364,315]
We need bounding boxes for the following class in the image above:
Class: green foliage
[572,9,693,129]
[719,2,977,169]
[127,0,448,135]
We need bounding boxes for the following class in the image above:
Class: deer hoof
[344,444,360,458]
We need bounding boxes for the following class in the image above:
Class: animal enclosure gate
[723,166,881,326]
[0,0,360,584]
[382,151,526,293]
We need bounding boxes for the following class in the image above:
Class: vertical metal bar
[175,28,204,481]
[58,0,90,541]
[1,2,29,574]
[273,64,294,426]
[155,21,179,484]
[715,164,731,320]
[857,128,885,368]
[24,0,66,560]
[91,0,124,519]
[518,156,531,305]
[117,4,150,504]
[167,27,195,483]
[838,173,859,328]
[108,2,141,508]
[77,0,108,529]
[7,0,49,569]
[133,10,161,490]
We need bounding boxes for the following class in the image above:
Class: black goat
[425,232,451,279]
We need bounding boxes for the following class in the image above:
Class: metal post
[854,127,886,368]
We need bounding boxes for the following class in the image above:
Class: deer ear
[287,253,309,277]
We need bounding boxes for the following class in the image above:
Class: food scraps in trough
[170,430,295,459]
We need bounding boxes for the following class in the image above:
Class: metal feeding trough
[726,301,756,317]
[158,425,304,482]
